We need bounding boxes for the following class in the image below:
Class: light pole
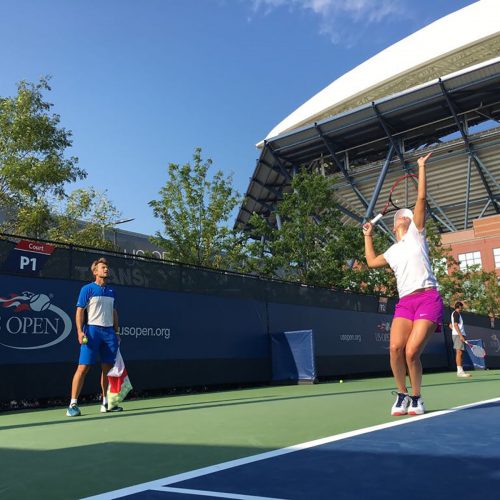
[102,218,135,246]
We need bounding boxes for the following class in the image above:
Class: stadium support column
[314,123,370,211]
[372,102,455,232]
[265,143,292,182]
[334,204,364,224]
[439,79,500,215]
[315,122,393,237]
[365,144,395,221]
[265,143,298,226]
[250,177,283,200]
[465,156,472,229]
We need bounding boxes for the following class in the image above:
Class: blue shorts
[79,325,119,365]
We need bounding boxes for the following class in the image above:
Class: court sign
[1,240,55,275]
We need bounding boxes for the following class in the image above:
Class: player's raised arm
[413,152,432,230]
[363,221,388,268]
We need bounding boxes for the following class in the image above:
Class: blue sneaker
[66,404,81,417]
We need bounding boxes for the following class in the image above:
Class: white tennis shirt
[451,311,465,336]
[383,221,438,298]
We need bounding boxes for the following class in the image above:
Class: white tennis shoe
[408,395,425,415]
[101,404,123,413]
[391,392,410,416]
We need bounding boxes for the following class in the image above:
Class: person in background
[451,301,471,378]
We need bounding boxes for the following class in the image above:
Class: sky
[0,0,476,236]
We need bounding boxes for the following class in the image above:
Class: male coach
[66,257,123,416]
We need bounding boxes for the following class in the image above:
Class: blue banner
[268,302,447,358]
[0,275,452,370]
[271,330,316,382]
[0,275,269,364]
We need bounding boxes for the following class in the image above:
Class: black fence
[0,235,387,310]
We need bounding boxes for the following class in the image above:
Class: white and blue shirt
[77,283,116,327]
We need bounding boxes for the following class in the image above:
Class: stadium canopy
[235,57,500,237]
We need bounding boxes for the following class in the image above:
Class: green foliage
[245,171,371,288]
[149,148,243,268]
[47,188,121,250]
[425,220,499,317]
[425,219,461,305]
[468,270,500,318]
[0,78,85,237]
[451,266,500,318]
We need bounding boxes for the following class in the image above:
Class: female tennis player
[362,152,443,416]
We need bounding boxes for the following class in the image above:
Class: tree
[245,170,377,289]
[0,78,86,237]
[419,222,500,317]
[149,148,243,268]
[468,270,500,319]
[47,187,122,250]
[451,266,500,319]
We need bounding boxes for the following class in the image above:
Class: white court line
[153,486,286,499]
[84,397,500,500]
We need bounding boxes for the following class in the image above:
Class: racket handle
[370,213,383,224]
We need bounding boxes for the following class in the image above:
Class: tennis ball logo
[29,293,51,312]
[0,290,72,350]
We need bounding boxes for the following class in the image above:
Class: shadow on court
[0,442,269,500]
[2,373,499,432]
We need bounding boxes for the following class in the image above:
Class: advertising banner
[0,275,269,365]
[268,302,447,357]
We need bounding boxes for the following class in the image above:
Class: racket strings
[369,173,418,224]
[389,176,418,209]
[469,344,486,358]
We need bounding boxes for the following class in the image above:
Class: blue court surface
[88,398,500,500]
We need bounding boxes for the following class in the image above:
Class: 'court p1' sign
[2,240,55,276]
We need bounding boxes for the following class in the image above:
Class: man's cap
[393,208,413,226]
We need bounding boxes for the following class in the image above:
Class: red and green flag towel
[107,349,132,407]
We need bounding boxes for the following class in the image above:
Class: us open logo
[0,291,72,350]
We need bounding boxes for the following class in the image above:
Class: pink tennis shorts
[394,288,443,332]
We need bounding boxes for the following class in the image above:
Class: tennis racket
[370,174,418,224]
[465,341,486,358]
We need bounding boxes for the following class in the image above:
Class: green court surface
[1,370,499,500]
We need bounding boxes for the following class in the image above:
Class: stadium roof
[235,57,500,236]
[261,0,500,142]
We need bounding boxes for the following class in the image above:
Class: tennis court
[2,370,500,499]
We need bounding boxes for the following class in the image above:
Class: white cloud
[248,0,407,45]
